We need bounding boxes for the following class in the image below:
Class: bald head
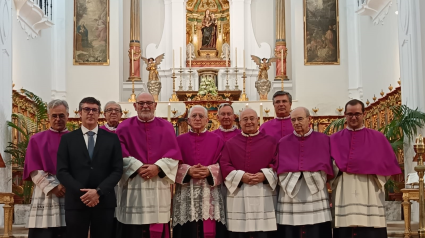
[291,107,311,135]
[240,108,259,134]
[136,92,155,102]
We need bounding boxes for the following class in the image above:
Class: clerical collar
[190,128,207,134]
[219,125,237,132]
[49,128,68,133]
[293,128,313,138]
[104,123,117,131]
[241,130,260,137]
[347,126,365,131]
[137,116,155,123]
[276,115,291,120]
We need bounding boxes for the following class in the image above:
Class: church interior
[1,0,425,237]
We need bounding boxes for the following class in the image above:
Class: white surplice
[116,156,178,225]
[27,170,66,228]
[224,168,278,232]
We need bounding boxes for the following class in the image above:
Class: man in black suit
[57,97,123,238]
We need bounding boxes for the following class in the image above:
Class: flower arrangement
[198,76,218,96]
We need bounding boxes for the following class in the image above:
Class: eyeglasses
[219,112,234,117]
[105,108,121,113]
[81,107,99,113]
[51,114,66,119]
[345,113,363,118]
[135,101,155,106]
[241,117,257,123]
[291,117,306,122]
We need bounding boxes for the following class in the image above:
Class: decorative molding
[1,0,11,45]
[356,0,393,25]
[13,0,54,39]
[348,87,364,100]
[50,90,67,100]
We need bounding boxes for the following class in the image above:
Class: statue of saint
[141,54,165,101]
[251,56,277,100]
[201,9,218,49]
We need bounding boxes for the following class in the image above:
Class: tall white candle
[243,49,245,69]
[167,103,171,122]
[180,47,182,68]
[235,47,237,68]
[189,47,192,68]
[226,49,228,67]
[260,103,264,125]
[173,49,175,72]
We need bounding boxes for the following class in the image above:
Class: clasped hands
[241,172,266,185]
[188,164,211,179]
[137,164,160,180]
[80,189,100,207]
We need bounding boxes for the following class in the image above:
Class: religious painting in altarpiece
[304,0,340,65]
[73,0,109,65]
[186,0,230,68]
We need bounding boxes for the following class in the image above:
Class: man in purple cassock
[100,101,122,133]
[330,99,402,238]
[173,105,227,238]
[115,92,182,238]
[23,99,69,238]
[220,108,278,238]
[259,91,293,142]
[276,107,333,238]
[212,103,240,142]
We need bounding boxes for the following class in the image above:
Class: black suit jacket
[57,127,123,210]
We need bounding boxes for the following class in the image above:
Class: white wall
[12,2,53,101]
[251,0,276,79]
[0,0,13,193]
[65,0,123,111]
[358,5,400,102]
[288,0,349,115]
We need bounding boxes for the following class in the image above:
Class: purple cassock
[330,127,401,176]
[100,124,117,133]
[277,131,334,178]
[175,131,225,238]
[220,132,277,179]
[260,117,293,142]
[212,127,241,142]
[116,117,182,163]
[23,129,69,181]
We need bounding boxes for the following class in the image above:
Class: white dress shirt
[81,125,98,148]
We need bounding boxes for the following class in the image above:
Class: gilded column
[128,0,141,81]
[274,0,288,80]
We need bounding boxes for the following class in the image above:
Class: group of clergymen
[23,90,401,238]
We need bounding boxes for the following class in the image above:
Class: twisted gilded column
[274,0,288,80]
[128,0,141,82]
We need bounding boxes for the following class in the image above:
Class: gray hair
[47,99,69,113]
[217,103,234,114]
[293,107,311,117]
[188,105,208,118]
[104,101,122,112]
[272,91,292,104]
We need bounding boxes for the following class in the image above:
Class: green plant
[4,89,48,204]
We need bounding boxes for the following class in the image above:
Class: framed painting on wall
[304,0,340,65]
[73,0,109,65]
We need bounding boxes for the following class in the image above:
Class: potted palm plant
[4,89,48,224]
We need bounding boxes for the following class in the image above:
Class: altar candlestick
[260,103,264,125]
[173,49,175,72]
[226,50,228,67]
[131,49,134,75]
[281,49,284,76]
[180,47,182,68]
[167,103,171,122]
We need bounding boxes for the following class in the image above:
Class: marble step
[0,224,27,238]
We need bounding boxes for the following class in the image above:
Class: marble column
[274,0,288,80]
[128,0,141,82]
